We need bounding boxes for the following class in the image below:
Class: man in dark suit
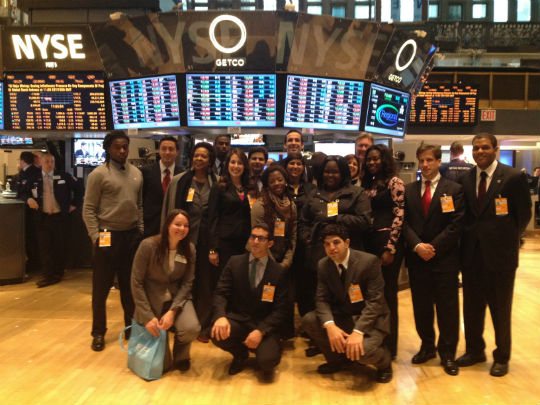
[457,133,532,377]
[211,224,288,381]
[141,137,182,238]
[19,152,84,287]
[212,135,231,177]
[403,144,465,376]
[301,224,393,383]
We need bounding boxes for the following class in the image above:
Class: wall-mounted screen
[409,84,478,126]
[0,135,33,146]
[73,138,105,167]
[314,142,355,156]
[0,81,4,130]
[231,134,265,146]
[109,75,180,129]
[186,74,276,127]
[5,72,107,131]
[284,75,364,131]
[499,150,515,167]
[364,83,409,137]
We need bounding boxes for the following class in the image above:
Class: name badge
[175,254,187,263]
[186,187,195,202]
[348,284,364,303]
[327,201,338,217]
[440,195,455,213]
[53,175,61,180]
[274,220,285,237]
[261,283,275,302]
[99,231,111,247]
[495,197,508,216]
[57,179,66,185]
[247,195,256,209]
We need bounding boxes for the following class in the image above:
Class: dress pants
[301,311,390,370]
[462,246,516,363]
[37,212,68,281]
[380,251,403,358]
[408,268,459,359]
[212,318,282,372]
[91,228,141,337]
[24,207,41,272]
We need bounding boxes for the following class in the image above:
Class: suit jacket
[403,176,464,272]
[315,249,390,335]
[212,253,288,335]
[19,169,84,215]
[458,162,531,271]
[142,161,182,237]
[16,165,41,200]
[131,236,196,325]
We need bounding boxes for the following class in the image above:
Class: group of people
[17,128,532,383]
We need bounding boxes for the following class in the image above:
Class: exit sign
[481,109,496,121]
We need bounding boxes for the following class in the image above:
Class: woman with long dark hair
[361,144,405,360]
[345,154,361,186]
[131,209,200,372]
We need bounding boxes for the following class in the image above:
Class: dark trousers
[194,236,217,337]
[381,250,403,358]
[408,268,459,360]
[37,212,68,280]
[301,311,390,370]
[212,318,282,372]
[24,208,41,272]
[462,249,516,363]
[91,228,141,337]
[293,245,317,317]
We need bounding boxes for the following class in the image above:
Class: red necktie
[478,171,487,203]
[422,180,431,216]
[162,168,171,195]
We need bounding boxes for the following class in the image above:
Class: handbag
[119,319,167,381]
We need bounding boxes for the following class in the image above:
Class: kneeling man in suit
[211,224,288,381]
[302,223,393,383]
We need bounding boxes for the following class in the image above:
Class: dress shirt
[159,161,176,183]
[42,170,61,214]
[421,172,441,196]
[248,253,269,288]
[476,160,498,197]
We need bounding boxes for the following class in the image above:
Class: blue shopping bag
[119,320,166,381]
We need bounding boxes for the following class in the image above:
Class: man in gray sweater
[83,130,143,352]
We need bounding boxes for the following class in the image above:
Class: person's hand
[381,250,394,266]
[145,317,160,337]
[345,331,365,361]
[27,198,39,210]
[209,251,219,267]
[243,329,263,350]
[211,317,231,341]
[415,243,436,261]
[158,310,175,331]
[69,205,76,213]
[325,322,349,353]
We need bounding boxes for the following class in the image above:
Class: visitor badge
[175,254,187,263]
[186,187,195,202]
[495,197,508,216]
[348,284,364,303]
[274,220,285,237]
[261,283,275,302]
[440,195,455,213]
[327,201,339,217]
[57,179,66,185]
[247,195,256,209]
[99,230,111,247]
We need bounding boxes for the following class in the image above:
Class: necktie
[478,171,487,203]
[250,258,258,289]
[218,161,224,176]
[43,174,54,214]
[422,180,432,216]
[339,264,346,285]
[162,168,171,195]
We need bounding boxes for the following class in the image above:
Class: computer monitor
[73,139,105,167]
[499,150,515,167]
[0,135,33,146]
[314,143,355,156]
[364,83,410,137]
[231,134,265,146]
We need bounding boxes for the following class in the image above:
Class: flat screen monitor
[231,134,265,146]
[314,143,355,156]
[0,81,4,130]
[109,75,181,129]
[442,149,451,164]
[364,83,410,137]
[284,75,364,131]
[186,74,276,127]
[267,152,284,163]
[5,72,107,131]
[73,138,105,167]
[499,150,515,167]
[409,84,478,126]
[0,135,33,146]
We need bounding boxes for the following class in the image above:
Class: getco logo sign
[376,104,399,127]
[209,15,247,67]
[388,39,418,84]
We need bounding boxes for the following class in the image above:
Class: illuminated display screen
[284,75,364,131]
[186,74,276,127]
[0,82,4,130]
[364,83,409,137]
[6,72,107,130]
[231,134,264,145]
[73,138,105,167]
[109,75,180,129]
[409,84,478,126]
[0,135,33,145]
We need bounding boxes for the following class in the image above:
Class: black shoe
[411,348,437,364]
[176,359,191,372]
[305,346,322,357]
[317,361,346,374]
[441,359,459,376]
[490,362,508,377]
[260,369,275,382]
[228,352,248,375]
[456,352,486,367]
[376,365,393,383]
[36,277,61,288]
[91,335,105,352]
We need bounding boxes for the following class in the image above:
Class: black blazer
[141,162,182,237]
[16,165,41,199]
[403,176,464,272]
[458,162,531,271]
[212,253,288,335]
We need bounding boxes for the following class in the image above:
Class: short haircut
[472,133,498,148]
[251,223,273,240]
[316,155,351,188]
[248,146,268,161]
[449,141,464,156]
[356,132,374,144]
[416,143,442,160]
[192,141,216,167]
[214,134,231,144]
[40,152,54,159]
[20,151,35,165]
[319,223,350,243]
[159,136,179,150]
[285,130,303,144]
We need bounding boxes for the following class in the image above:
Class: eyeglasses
[249,234,268,242]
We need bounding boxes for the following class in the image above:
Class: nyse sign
[12,34,86,60]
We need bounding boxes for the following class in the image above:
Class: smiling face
[347,156,359,179]
[249,152,266,177]
[356,137,373,161]
[284,132,303,154]
[323,160,342,191]
[268,170,286,197]
[228,152,245,179]
[248,227,274,258]
[418,149,441,180]
[159,140,179,167]
[168,213,189,243]
[472,137,498,170]
[192,147,210,172]
[286,159,304,182]
[365,149,383,176]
